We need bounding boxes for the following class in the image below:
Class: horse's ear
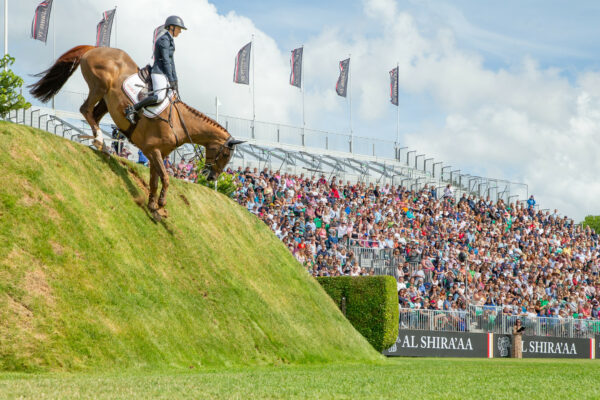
[227,138,246,148]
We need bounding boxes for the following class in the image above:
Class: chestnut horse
[29,45,243,216]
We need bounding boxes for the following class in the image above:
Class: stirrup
[125,105,137,124]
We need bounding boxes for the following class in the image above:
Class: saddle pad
[122,73,172,119]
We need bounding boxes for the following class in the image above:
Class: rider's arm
[157,36,175,82]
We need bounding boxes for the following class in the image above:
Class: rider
[125,15,186,124]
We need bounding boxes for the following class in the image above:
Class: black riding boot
[125,95,159,124]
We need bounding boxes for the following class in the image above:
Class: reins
[121,93,231,172]
[173,99,204,162]
[173,99,231,170]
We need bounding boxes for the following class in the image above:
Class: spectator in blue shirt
[137,150,149,166]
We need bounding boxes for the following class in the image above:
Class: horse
[29,45,244,217]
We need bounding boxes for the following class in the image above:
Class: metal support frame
[441,165,452,181]
[415,154,425,170]
[396,146,408,162]
[433,162,443,178]
[423,158,433,173]
[406,150,416,167]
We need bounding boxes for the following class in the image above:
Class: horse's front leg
[148,162,159,212]
[157,156,170,210]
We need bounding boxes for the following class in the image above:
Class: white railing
[400,307,600,338]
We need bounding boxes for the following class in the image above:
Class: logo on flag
[233,42,252,85]
[96,9,116,48]
[290,47,303,88]
[336,58,350,98]
[31,0,53,43]
[389,66,399,106]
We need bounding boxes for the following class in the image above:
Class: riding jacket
[152,32,177,83]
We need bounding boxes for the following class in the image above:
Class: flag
[151,25,166,59]
[290,47,303,88]
[31,0,53,43]
[389,66,399,106]
[336,58,350,97]
[233,42,252,85]
[96,9,116,47]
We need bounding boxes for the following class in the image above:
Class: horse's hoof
[152,210,162,222]
[93,140,103,150]
[160,209,169,219]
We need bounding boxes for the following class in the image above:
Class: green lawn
[0,358,598,399]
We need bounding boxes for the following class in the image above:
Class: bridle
[171,99,242,179]
[203,137,232,173]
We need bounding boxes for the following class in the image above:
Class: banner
[233,42,252,85]
[290,47,303,88]
[389,66,399,106]
[384,330,489,358]
[335,58,350,97]
[31,0,53,43]
[493,334,592,359]
[96,9,116,48]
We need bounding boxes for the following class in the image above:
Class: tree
[194,156,239,197]
[0,55,31,118]
[581,215,600,233]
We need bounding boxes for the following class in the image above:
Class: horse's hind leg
[93,99,108,123]
[80,88,107,149]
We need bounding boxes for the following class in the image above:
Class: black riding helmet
[165,15,187,30]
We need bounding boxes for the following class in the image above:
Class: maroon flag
[233,42,252,85]
[389,66,399,106]
[336,58,350,97]
[152,25,166,59]
[31,0,53,43]
[290,47,303,88]
[96,9,116,47]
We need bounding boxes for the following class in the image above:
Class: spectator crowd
[226,166,600,322]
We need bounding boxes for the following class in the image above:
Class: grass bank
[0,122,379,372]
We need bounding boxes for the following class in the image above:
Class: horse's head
[202,137,245,181]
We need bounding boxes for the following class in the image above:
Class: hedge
[317,276,398,352]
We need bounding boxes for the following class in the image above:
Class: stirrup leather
[125,105,137,124]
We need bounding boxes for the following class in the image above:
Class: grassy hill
[0,122,380,372]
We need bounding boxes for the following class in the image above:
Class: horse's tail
[29,45,96,103]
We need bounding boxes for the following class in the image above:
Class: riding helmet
[165,15,187,30]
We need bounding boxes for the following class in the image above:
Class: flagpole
[251,34,255,139]
[396,62,400,146]
[301,45,305,144]
[51,0,56,110]
[3,0,7,70]
[114,5,117,48]
[215,96,220,123]
[349,53,353,153]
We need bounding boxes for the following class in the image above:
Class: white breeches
[152,73,169,102]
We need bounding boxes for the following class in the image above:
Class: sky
[5,0,600,221]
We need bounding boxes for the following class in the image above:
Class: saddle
[122,67,173,119]
[136,65,153,101]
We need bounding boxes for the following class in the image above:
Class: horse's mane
[180,103,229,135]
